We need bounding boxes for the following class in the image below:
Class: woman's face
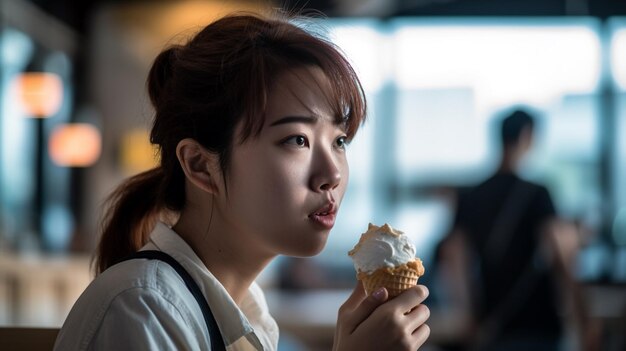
[221,66,350,258]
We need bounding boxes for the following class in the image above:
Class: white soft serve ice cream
[349,223,417,274]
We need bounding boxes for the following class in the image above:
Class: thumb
[342,283,388,334]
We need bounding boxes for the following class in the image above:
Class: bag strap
[122,250,226,351]
[483,179,536,264]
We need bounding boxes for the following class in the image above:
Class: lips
[310,202,336,216]
[309,202,337,229]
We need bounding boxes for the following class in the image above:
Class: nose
[310,149,342,192]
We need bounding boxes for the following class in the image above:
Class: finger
[343,286,388,334]
[412,323,430,349]
[406,304,430,333]
[389,285,429,313]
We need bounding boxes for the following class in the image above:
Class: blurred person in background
[53,12,430,351]
[437,109,599,351]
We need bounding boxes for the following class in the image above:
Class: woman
[54,12,430,351]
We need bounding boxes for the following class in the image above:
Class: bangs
[318,56,367,139]
[233,18,367,142]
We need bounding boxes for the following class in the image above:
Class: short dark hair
[500,109,535,146]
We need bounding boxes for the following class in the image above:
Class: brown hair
[94,12,367,274]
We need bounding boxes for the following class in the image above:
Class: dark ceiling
[26,0,626,33]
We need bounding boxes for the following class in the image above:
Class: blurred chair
[0,327,59,351]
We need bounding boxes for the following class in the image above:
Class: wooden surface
[0,327,60,351]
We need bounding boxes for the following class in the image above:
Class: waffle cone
[358,259,424,298]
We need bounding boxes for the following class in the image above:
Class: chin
[289,236,328,257]
[302,244,326,257]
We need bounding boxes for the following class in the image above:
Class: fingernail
[372,288,385,301]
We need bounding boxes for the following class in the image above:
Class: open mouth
[308,203,337,229]
[309,203,336,218]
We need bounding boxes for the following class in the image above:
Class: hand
[333,282,430,351]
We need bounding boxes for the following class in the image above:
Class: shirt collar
[145,222,277,350]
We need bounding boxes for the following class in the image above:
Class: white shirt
[54,222,279,351]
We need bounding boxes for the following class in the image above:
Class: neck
[173,206,273,305]
[498,156,515,173]
[498,147,519,174]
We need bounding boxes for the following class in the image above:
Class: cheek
[264,160,310,207]
[231,155,306,210]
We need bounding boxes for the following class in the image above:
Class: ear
[176,138,222,194]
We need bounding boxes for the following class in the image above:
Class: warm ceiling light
[14,72,64,117]
[49,123,102,167]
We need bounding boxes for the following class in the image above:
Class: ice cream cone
[358,259,424,298]
[349,223,425,298]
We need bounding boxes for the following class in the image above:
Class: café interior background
[1,0,626,350]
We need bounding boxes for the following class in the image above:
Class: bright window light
[612,28,626,91]
[394,22,601,111]
[327,21,388,92]
[390,20,601,183]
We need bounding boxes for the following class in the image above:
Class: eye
[283,135,308,147]
[335,136,348,149]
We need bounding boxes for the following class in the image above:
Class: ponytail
[94,167,165,274]
[94,45,182,275]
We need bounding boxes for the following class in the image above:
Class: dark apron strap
[122,250,226,351]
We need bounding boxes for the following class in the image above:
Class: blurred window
[610,18,626,249]
[317,18,614,284]
[0,28,75,252]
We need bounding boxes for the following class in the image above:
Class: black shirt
[454,172,562,339]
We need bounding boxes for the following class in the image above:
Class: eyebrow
[269,115,319,127]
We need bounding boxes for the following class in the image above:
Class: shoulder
[86,258,194,311]
[55,259,206,350]
[520,179,552,199]
[518,179,557,219]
